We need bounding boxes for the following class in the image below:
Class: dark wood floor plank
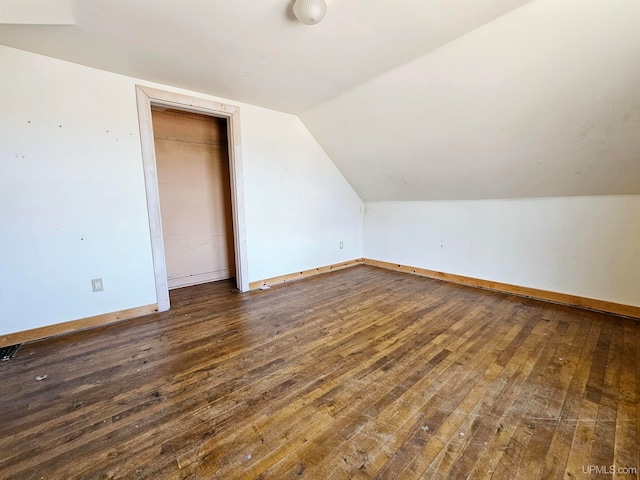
[465,307,599,480]
[423,306,558,480]
[611,322,638,480]
[560,314,606,480]
[536,309,594,480]
[0,265,637,480]
[278,294,507,479]
[253,293,488,478]
[589,318,623,480]
[388,307,543,479]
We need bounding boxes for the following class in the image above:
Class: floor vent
[1,344,21,361]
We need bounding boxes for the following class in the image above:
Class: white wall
[242,108,363,280]
[364,196,640,307]
[0,46,363,336]
[0,47,158,335]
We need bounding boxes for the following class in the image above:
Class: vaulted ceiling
[2,0,639,201]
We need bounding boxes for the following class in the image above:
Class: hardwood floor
[0,265,638,479]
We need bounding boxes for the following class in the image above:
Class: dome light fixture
[293,0,327,25]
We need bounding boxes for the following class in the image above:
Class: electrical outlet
[339,241,344,249]
[91,278,104,292]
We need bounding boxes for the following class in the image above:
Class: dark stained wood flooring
[0,265,638,479]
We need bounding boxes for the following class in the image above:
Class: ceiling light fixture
[293,0,327,25]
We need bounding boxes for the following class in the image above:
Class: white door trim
[135,85,249,311]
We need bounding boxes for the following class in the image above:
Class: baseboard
[249,259,365,290]
[6,259,633,348]
[364,259,640,319]
[0,304,159,348]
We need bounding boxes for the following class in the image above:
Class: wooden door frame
[135,85,249,311]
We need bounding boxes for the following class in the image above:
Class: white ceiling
[0,0,530,113]
[2,0,639,201]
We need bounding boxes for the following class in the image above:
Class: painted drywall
[0,46,158,336]
[301,0,640,201]
[364,196,640,307]
[0,46,363,336]
[242,107,363,280]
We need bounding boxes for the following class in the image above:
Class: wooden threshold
[0,304,158,348]
[364,258,640,319]
[248,258,364,290]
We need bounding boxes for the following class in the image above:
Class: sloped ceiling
[1,0,639,201]
[301,0,640,200]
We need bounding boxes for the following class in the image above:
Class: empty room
[1,1,639,479]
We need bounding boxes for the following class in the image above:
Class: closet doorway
[136,85,249,312]
[151,107,235,289]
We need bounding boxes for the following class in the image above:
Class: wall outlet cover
[91,278,103,292]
